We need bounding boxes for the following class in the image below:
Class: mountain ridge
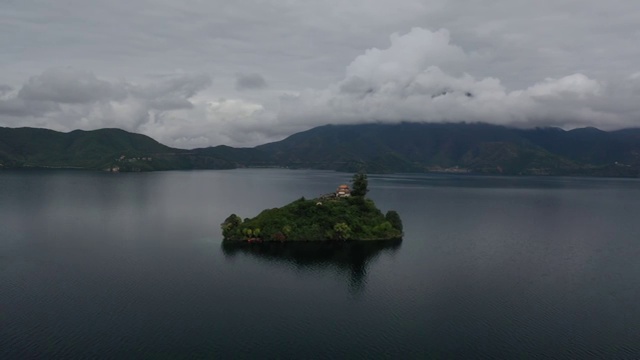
[1,123,639,177]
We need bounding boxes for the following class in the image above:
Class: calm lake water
[2,169,640,358]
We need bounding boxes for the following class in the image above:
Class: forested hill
[0,127,267,171]
[256,123,640,176]
[2,123,640,177]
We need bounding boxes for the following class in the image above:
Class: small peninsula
[221,173,403,242]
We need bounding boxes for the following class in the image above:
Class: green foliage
[221,214,243,239]
[222,194,403,242]
[332,223,352,240]
[385,210,403,232]
[351,172,369,197]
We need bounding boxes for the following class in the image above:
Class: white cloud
[140,98,277,148]
[522,74,601,99]
[345,28,466,84]
[275,28,639,131]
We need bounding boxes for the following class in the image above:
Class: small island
[221,173,403,242]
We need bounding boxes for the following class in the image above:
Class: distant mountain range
[2,123,640,177]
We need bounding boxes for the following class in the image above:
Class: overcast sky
[2,0,640,148]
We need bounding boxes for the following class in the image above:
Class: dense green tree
[351,172,369,197]
[222,195,402,241]
[221,214,243,239]
[332,223,352,240]
[385,210,403,232]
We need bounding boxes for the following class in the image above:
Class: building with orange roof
[336,184,351,197]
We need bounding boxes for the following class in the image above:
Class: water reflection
[222,240,402,291]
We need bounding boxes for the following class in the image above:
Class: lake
[2,169,640,358]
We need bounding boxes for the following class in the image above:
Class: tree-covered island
[221,173,403,242]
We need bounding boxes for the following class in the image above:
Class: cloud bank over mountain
[278,27,638,131]
[1,1,640,147]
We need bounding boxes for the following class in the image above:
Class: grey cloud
[132,73,212,100]
[0,97,58,117]
[3,1,640,92]
[0,85,13,96]
[147,98,194,111]
[131,73,212,111]
[340,77,374,95]
[235,73,267,91]
[0,68,213,140]
[17,68,126,104]
[3,1,640,147]
[5,69,212,115]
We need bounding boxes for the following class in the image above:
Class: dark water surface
[2,169,640,358]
